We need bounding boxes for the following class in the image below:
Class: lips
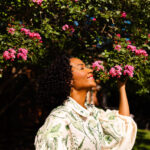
[87,75,94,78]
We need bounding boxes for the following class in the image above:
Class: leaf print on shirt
[54,137,58,150]
[69,111,78,121]
[72,121,84,132]
[78,137,85,149]
[50,123,61,133]
[104,135,113,144]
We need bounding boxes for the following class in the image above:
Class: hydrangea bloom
[123,65,134,77]
[8,28,15,35]
[92,61,104,71]
[114,45,121,51]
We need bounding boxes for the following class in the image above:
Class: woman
[35,55,137,150]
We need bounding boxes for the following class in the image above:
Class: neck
[70,88,88,109]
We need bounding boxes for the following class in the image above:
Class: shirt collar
[64,96,91,118]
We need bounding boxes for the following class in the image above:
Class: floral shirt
[34,97,137,150]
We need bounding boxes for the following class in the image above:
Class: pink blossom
[109,67,117,77]
[34,33,42,40]
[109,65,122,78]
[115,65,122,71]
[74,0,78,2]
[127,45,136,52]
[21,28,42,41]
[21,28,30,35]
[8,28,15,35]
[116,34,121,38]
[3,49,16,61]
[114,45,121,51]
[121,12,127,18]
[148,34,150,39]
[17,53,27,61]
[135,49,148,57]
[92,61,104,71]
[62,24,69,31]
[32,0,43,5]
[18,48,28,55]
[9,53,16,61]
[3,51,11,60]
[8,48,16,54]
[123,65,134,77]
[17,48,28,61]
[28,32,35,38]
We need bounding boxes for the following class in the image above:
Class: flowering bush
[92,36,149,88]
[0,23,44,68]
[0,0,150,94]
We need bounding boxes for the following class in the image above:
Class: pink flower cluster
[8,28,15,35]
[62,24,75,33]
[109,65,122,78]
[123,65,134,77]
[32,0,43,5]
[121,12,127,18]
[114,45,121,51]
[109,65,134,78]
[127,45,148,57]
[21,28,42,42]
[17,48,28,61]
[3,48,16,61]
[92,61,104,71]
[3,48,28,61]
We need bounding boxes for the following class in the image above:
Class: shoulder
[36,105,71,136]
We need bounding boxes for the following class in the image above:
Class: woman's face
[70,58,96,90]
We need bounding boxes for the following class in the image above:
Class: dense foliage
[0,0,150,94]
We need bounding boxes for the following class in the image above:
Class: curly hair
[37,55,73,114]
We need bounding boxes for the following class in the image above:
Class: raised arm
[118,81,130,116]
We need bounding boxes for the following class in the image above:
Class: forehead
[70,58,85,66]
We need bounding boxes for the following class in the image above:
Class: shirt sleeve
[34,115,72,150]
[98,109,137,150]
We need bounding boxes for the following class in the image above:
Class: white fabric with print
[35,97,137,150]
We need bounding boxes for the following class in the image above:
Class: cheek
[73,71,86,83]
[72,72,96,89]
